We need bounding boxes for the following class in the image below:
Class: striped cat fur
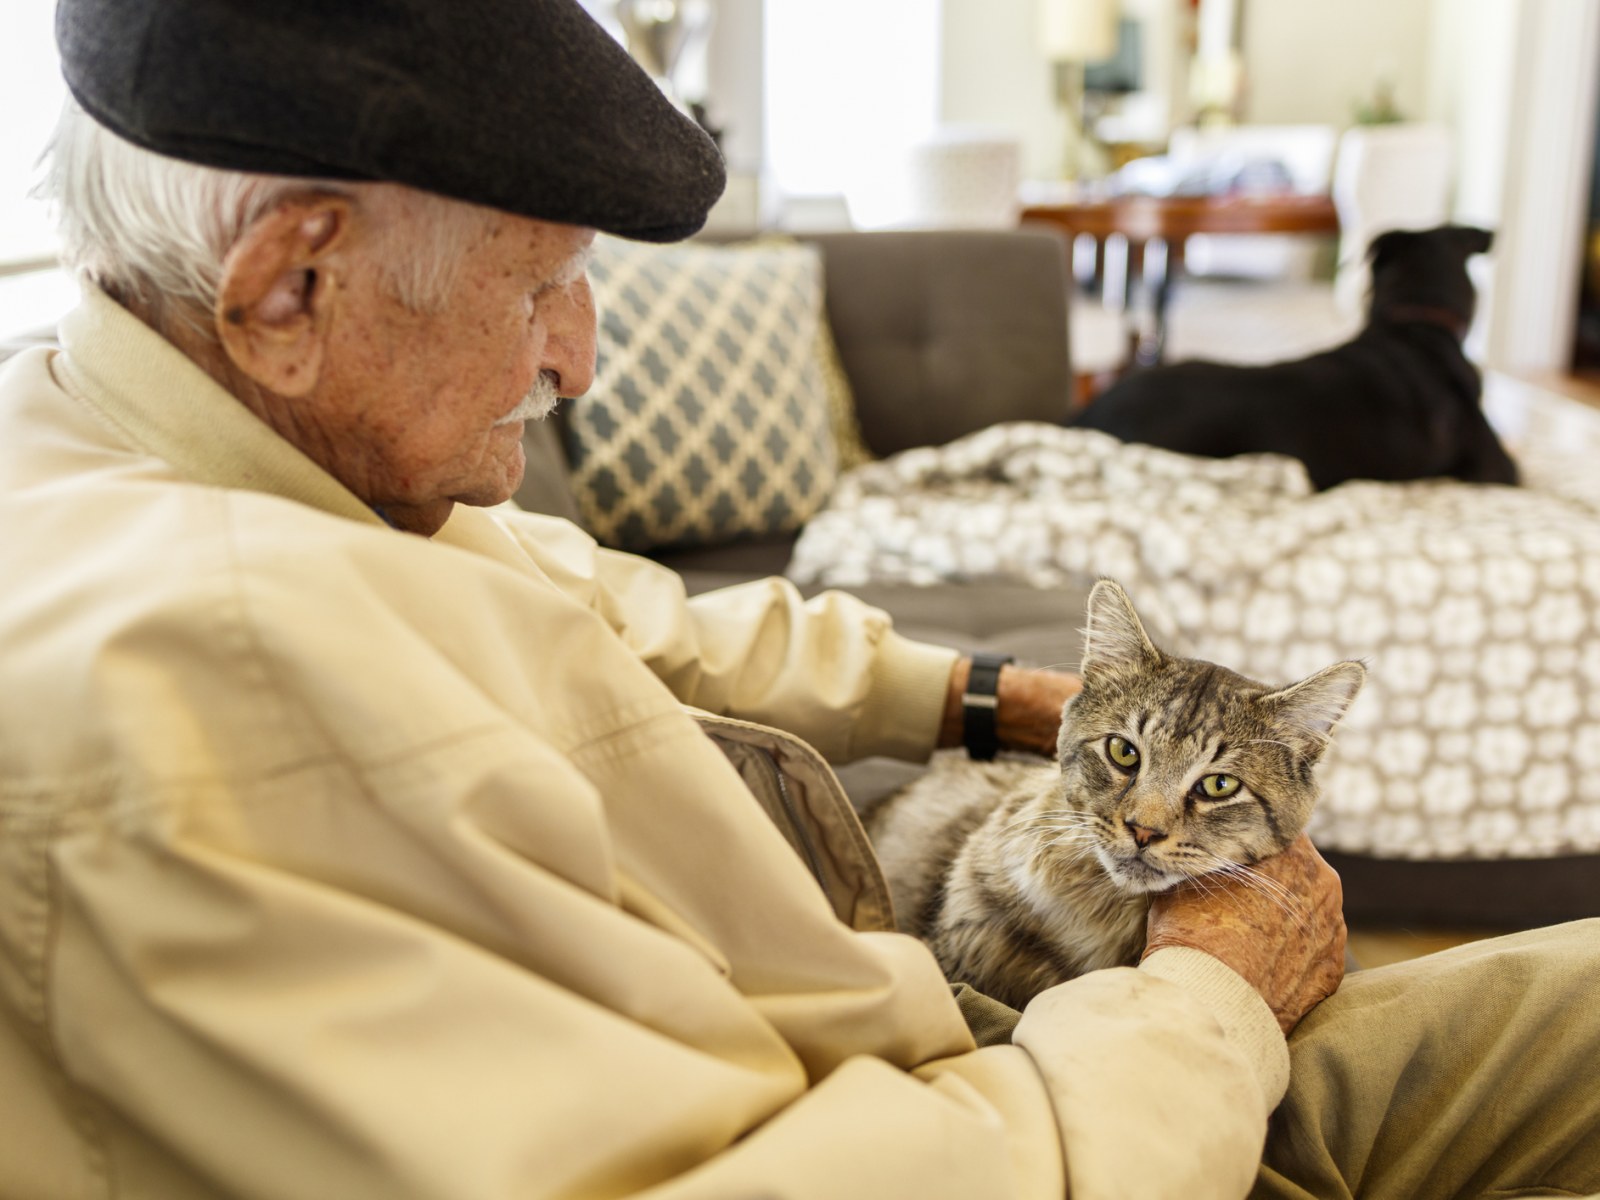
[865,580,1364,1011]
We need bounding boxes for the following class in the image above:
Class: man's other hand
[1142,834,1346,1034]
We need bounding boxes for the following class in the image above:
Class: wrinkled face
[316,210,597,526]
[1055,662,1320,894]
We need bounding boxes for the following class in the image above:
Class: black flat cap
[55,0,726,242]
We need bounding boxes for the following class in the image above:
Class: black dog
[1073,226,1518,490]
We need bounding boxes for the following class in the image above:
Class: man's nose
[1124,818,1167,849]
[543,275,597,398]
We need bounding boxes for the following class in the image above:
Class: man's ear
[214,194,352,397]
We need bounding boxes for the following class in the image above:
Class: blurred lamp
[1040,0,1117,61]
[1038,0,1119,180]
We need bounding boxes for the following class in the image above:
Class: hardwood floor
[1502,368,1600,412]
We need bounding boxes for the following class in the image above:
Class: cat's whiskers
[1033,661,1079,674]
[1245,878,1309,926]
[1022,812,1098,828]
[1030,825,1094,844]
[1042,836,1098,861]
[1176,869,1259,925]
[1190,876,1273,928]
[999,807,1091,833]
[1031,823,1096,841]
[1171,848,1311,930]
[1027,817,1101,854]
[1030,822,1099,854]
[1210,863,1310,932]
[1213,858,1300,906]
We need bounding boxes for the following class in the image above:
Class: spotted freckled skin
[864,581,1364,1011]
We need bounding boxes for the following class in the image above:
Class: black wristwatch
[962,652,1014,761]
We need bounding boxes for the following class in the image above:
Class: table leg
[1135,236,1186,367]
[1118,236,1146,367]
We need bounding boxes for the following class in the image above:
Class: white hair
[37,99,493,337]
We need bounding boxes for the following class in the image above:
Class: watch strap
[962,652,1014,761]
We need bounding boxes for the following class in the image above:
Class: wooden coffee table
[1021,193,1341,365]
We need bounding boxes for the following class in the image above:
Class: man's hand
[1142,835,1346,1034]
[939,661,1082,757]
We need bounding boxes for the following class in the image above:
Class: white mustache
[494,371,561,426]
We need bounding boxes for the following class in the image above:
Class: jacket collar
[56,285,386,530]
[54,287,543,572]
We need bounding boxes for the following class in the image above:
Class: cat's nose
[1124,819,1167,849]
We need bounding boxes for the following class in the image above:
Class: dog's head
[1365,225,1494,337]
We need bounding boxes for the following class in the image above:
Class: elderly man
[1,2,1597,1198]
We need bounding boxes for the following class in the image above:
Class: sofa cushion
[817,312,875,472]
[804,230,1075,455]
[562,236,839,553]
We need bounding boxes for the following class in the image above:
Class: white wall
[763,0,941,225]
[1241,0,1432,126]
[0,0,64,263]
[938,0,1059,178]
[1421,0,1517,230]
[704,0,765,175]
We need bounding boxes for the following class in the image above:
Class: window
[763,0,941,227]
[0,0,72,338]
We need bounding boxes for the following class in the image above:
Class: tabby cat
[865,579,1364,1010]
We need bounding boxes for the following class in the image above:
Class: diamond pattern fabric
[564,236,838,552]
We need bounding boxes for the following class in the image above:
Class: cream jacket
[0,288,1288,1199]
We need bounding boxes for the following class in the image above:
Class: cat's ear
[1261,660,1366,756]
[1081,579,1162,674]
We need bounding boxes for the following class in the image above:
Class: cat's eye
[1197,774,1241,800]
[1106,736,1140,769]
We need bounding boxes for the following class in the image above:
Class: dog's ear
[1366,229,1414,264]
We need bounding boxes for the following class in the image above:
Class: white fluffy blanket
[789,421,1600,860]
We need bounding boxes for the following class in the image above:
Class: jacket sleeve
[494,509,957,763]
[1011,949,1290,1199]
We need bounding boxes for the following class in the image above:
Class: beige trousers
[1255,919,1600,1200]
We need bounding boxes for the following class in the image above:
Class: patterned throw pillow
[563,236,840,552]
